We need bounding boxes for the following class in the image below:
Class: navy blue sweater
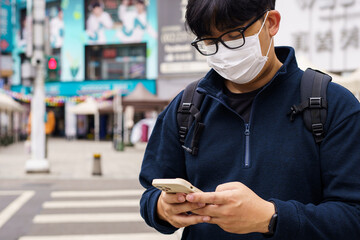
[139,47,360,239]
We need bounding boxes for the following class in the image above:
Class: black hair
[185,0,276,38]
[92,2,101,8]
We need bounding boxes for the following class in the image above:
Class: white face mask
[207,11,272,84]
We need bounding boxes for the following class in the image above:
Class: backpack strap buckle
[312,123,325,143]
[181,103,192,112]
[309,97,322,109]
[179,127,188,144]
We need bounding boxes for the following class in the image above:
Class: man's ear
[267,10,281,37]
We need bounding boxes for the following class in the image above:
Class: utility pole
[25,0,49,173]
[0,0,2,87]
[113,91,124,151]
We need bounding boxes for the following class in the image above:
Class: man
[139,0,360,239]
[117,0,156,43]
[86,2,114,44]
[49,8,64,49]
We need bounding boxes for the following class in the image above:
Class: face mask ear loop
[265,37,273,58]
[257,11,270,36]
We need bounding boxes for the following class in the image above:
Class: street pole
[25,0,49,173]
[113,91,124,151]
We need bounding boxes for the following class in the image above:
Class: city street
[0,139,181,240]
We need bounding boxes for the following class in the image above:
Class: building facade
[3,0,360,141]
[7,0,159,139]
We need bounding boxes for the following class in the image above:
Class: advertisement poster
[48,3,64,49]
[157,0,209,76]
[0,0,13,53]
[18,1,63,51]
[61,0,158,81]
[84,0,157,44]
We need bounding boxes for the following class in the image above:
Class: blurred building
[156,0,209,100]
[3,0,360,142]
[158,0,360,98]
[7,0,160,140]
[277,0,360,75]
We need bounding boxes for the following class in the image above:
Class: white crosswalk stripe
[33,213,144,223]
[0,191,35,229]
[18,189,181,240]
[43,199,139,208]
[18,233,180,240]
[51,190,144,198]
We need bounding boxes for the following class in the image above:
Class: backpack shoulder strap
[288,68,332,144]
[177,79,205,155]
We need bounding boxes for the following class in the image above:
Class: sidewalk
[0,138,147,180]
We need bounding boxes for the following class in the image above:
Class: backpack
[177,68,332,156]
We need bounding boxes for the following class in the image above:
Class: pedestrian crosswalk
[18,189,182,240]
[0,191,35,229]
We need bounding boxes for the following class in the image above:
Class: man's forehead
[205,19,260,38]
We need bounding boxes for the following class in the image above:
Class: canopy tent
[0,93,24,143]
[122,83,169,112]
[0,92,25,112]
[68,98,100,141]
[69,97,98,115]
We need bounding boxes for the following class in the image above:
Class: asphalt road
[0,179,181,240]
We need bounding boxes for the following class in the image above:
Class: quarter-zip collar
[197,47,299,100]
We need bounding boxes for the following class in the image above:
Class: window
[85,44,146,80]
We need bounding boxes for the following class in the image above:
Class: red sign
[0,40,9,50]
[103,49,117,58]
[48,58,58,70]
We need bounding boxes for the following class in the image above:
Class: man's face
[93,6,103,17]
[135,1,145,13]
[58,11,63,20]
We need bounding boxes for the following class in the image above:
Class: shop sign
[158,0,209,76]
[0,0,13,52]
[43,79,156,97]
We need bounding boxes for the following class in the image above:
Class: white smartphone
[152,178,202,193]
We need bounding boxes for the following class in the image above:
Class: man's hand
[187,182,275,234]
[157,191,210,228]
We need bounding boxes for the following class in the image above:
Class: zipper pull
[245,124,250,136]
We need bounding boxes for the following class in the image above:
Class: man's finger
[172,214,211,227]
[186,192,226,205]
[161,192,186,204]
[171,202,207,215]
[191,204,221,217]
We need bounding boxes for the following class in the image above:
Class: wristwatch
[268,212,278,235]
[266,202,278,236]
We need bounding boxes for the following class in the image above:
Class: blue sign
[0,0,13,52]
[11,79,157,97]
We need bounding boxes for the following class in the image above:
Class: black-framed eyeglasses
[191,10,269,56]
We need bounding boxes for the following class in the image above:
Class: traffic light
[46,56,60,81]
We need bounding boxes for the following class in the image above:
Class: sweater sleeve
[139,93,187,234]
[269,112,360,240]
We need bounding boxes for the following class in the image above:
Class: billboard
[276,0,360,72]
[61,0,158,81]
[157,0,209,77]
[84,0,157,44]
